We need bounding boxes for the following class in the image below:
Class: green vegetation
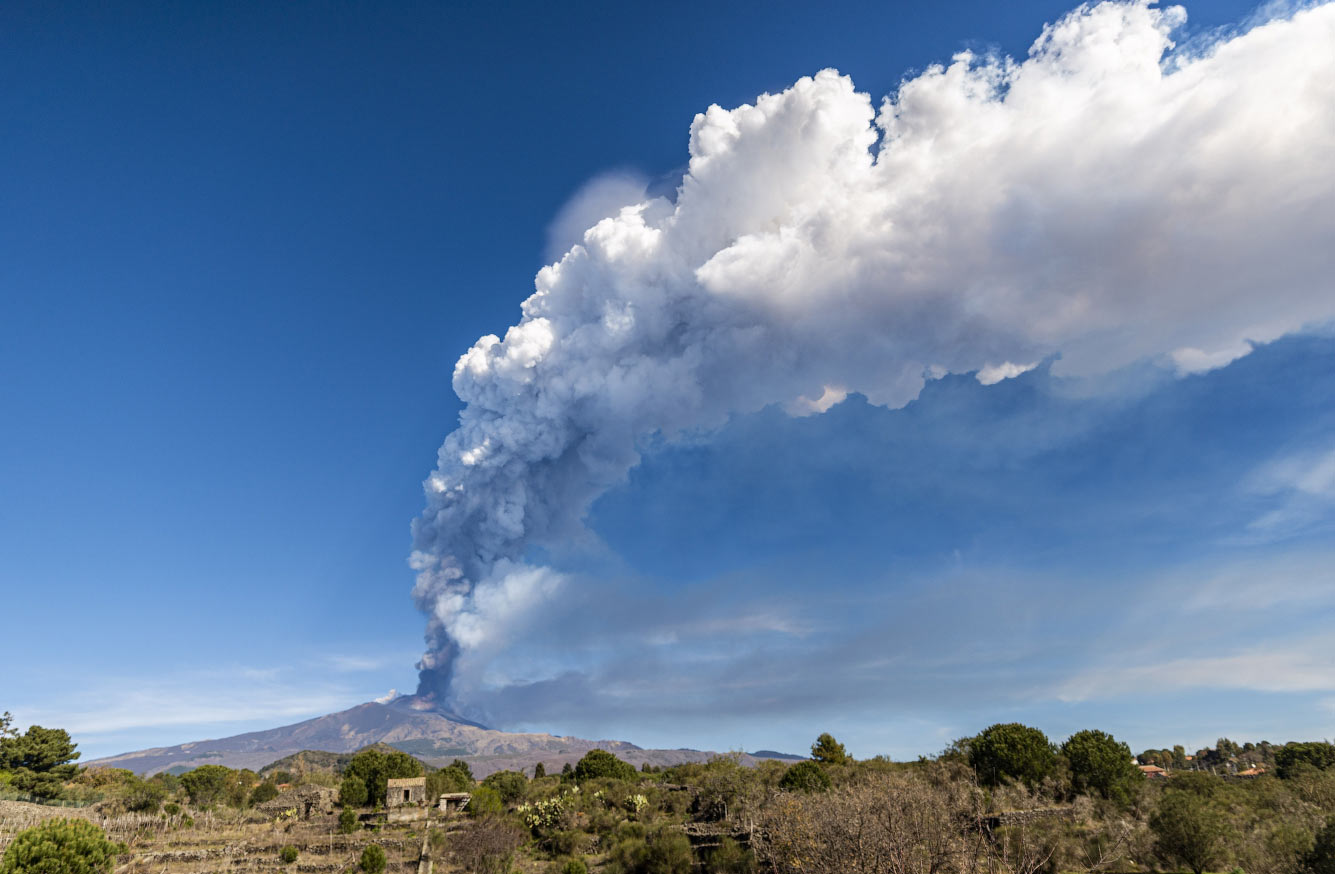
[6,712,1335,874]
[573,749,637,783]
[1278,742,1335,779]
[0,818,124,874]
[340,773,369,807]
[0,724,80,800]
[777,760,830,793]
[809,732,849,765]
[344,747,423,804]
[1061,728,1142,803]
[426,758,474,798]
[359,843,386,874]
[482,769,528,803]
[968,722,1057,787]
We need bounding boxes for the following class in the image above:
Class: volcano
[85,696,795,777]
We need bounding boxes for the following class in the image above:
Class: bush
[125,776,167,813]
[279,845,299,864]
[483,769,529,803]
[339,806,359,834]
[556,857,588,874]
[0,818,125,874]
[467,785,504,816]
[778,761,831,793]
[969,723,1057,787]
[250,781,280,806]
[1306,817,1335,874]
[448,816,525,874]
[604,827,693,874]
[360,844,386,874]
[340,774,368,807]
[1151,790,1228,874]
[1278,742,1335,780]
[573,750,637,783]
[705,837,755,874]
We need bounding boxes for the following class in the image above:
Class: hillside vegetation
[4,709,1335,874]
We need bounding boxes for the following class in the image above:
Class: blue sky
[3,0,1333,763]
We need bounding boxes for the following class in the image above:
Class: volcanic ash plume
[410,0,1335,711]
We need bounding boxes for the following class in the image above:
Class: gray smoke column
[411,0,1335,710]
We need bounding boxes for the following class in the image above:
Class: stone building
[386,776,427,807]
[438,792,472,814]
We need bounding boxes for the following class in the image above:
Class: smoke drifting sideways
[410,0,1335,714]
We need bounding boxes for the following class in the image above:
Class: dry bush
[447,815,525,874]
[754,763,1070,874]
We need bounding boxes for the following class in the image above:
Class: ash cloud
[411,1,1335,713]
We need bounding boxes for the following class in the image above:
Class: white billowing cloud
[544,172,651,264]
[412,0,1335,711]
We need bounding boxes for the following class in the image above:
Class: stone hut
[438,792,472,814]
[386,776,427,807]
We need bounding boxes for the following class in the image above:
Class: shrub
[483,769,529,803]
[573,749,637,783]
[467,785,504,816]
[448,816,525,874]
[705,837,755,874]
[0,818,125,874]
[556,857,588,874]
[1306,817,1335,874]
[339,806,359,834]
[125,776,167,813]
[778,761,831,793]
[1151,790,1228,874]
[1278,742,1335,780]
[340,774,368,807]
[534,762,546,778]
[279,845,299,864]
[360,844,386,874]
[250,781,280,806]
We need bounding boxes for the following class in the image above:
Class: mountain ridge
[85,699,801,778]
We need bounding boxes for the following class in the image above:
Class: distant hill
[749,750,805,761]
[86,697,798,778]
[257,743,411,778]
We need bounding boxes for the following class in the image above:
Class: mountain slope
[86,698,796,777]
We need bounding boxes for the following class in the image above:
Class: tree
[1277,742,1335,779]
[810,733,849,766]
[360,844,386,874]
[968,723,1056,787]
[482,769,528,803]
[339,806,359,834]
[0,725,80,800]
[0,818,124,874]
[1305,817,1335,874]
[1061,729,1142,803]
[426,760,473,798]
[778,761,831,793]
[0,712,16,739]
[340,774,369,807]
[534,762,546,779]
[1150,790,1228,874]
[125,776,167,813]
[573,749,637,782]
[345,748,424,805]
[180,765,232,807]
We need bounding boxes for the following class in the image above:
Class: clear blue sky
[4,0,1333,763]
